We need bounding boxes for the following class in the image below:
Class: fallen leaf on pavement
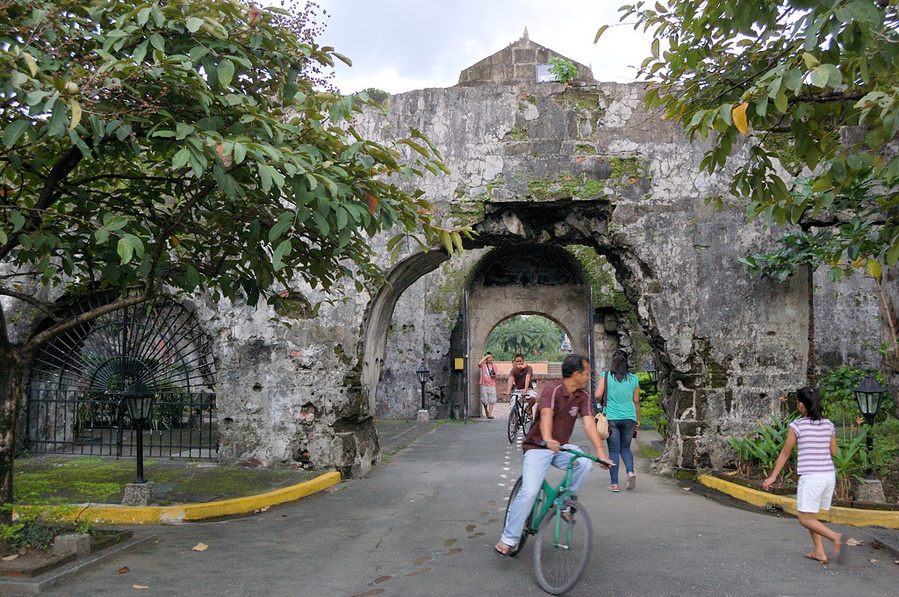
[2,554,18,561]
[697,534,702,538]
[869,558,879,564]
[192,543,208,552]
[117,567,130,574]
[133,585,149,590]
[845,538,864,547]
[683,487,691,491]
[894,560,899,565]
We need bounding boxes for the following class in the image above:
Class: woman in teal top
[594,350,640,492]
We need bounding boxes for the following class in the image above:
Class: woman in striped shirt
[763,387,844,564]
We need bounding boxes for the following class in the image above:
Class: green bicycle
[503,447,607,595]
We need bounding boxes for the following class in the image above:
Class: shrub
[549,57,578,84]
[819,366,895,424]
[727,415,796,484]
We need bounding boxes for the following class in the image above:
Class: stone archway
[465,245,593,407]
[360,250,450,417]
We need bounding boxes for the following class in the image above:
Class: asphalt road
[38,419,899,596]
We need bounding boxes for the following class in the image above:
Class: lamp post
[122,380,154,484]
[416,361,429,411]
[646,363,659,394]
[853,374,886,477]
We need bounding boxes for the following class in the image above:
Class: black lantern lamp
[122,380,154,484]
[416,361,429,411]
[854,374,886,476]
[646,363,659,392]
[854,374,886,425]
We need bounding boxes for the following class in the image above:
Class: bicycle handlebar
[540,443,615,467]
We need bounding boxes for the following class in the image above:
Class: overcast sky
[310,1,656,95]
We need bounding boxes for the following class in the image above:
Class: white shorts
[796,472,836,513]
[479,385,497,405]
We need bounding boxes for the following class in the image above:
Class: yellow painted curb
[14,471,341,525]
[699,474,899,529]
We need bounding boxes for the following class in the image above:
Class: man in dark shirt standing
[494,353,611,556]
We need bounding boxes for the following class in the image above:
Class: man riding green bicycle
[494,353,612,557]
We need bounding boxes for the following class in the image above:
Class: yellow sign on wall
[454,358,464,370]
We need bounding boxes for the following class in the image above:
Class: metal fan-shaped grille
[26,295,217,459]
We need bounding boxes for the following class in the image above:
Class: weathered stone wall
[813,269,883,372]
[352,39,883,472]
[11,38,888,478]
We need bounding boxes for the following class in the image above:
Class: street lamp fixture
[853,374,886,477]
[122,380,154,484]
[646,362,659,393]
[416,361,429,411]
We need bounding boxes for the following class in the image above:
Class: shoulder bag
[594,371,610,440]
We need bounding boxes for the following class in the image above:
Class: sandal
[494,542,511,558]
[626,474,636,491]
[606,485,620,493]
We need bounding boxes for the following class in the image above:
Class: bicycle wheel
[507,405,519,443]
[533,498,592,595]
[521,406,532,435]
[503,477,528,556]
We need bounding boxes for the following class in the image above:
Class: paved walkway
[8,418,897,596]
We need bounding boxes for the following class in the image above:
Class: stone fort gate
[14,35,886,479]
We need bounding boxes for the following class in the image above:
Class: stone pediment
[457,30,594,87]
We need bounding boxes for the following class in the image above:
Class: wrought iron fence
[26,389,217,459]
[24,295,217,460]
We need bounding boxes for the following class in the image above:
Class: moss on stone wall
[554,88,606,112]
[566,245,630,312]
[528,173,606,201]
[607,156,647,183]
[426,263,469,328]
[271,291,314,319]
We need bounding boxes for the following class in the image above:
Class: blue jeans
[607,419,636,485]
[500,444,594,547]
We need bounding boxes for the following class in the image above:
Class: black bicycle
[507,388,532,442]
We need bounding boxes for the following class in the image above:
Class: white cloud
[307,0,655,94]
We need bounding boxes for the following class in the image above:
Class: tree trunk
[0,347,31,524]
[806,264,816,388]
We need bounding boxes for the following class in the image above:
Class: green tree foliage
[607,0,899,272]
[486,315,565,359]
[0,0,467,517]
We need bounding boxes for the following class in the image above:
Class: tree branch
[25,293,153,352]
[0,288,57,320]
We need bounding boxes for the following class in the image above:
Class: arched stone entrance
[465,245,593,407]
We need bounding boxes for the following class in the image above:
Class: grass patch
[13,457,315,505]
[639,445,660,459]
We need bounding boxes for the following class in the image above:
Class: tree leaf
[272,239,291,270]
[117,236,134,264]
[69,99,82,130]
[732,102,749,134]
[172,147,191,169]
[865,258,882,279]
[218,59,235,89]
[2,120,29,148]
[186,17,203,32]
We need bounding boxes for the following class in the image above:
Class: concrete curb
[13,471,341,525]
[699,474,899,529]
[0,533,156,596]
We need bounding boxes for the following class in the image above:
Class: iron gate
[25,295,217,459]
